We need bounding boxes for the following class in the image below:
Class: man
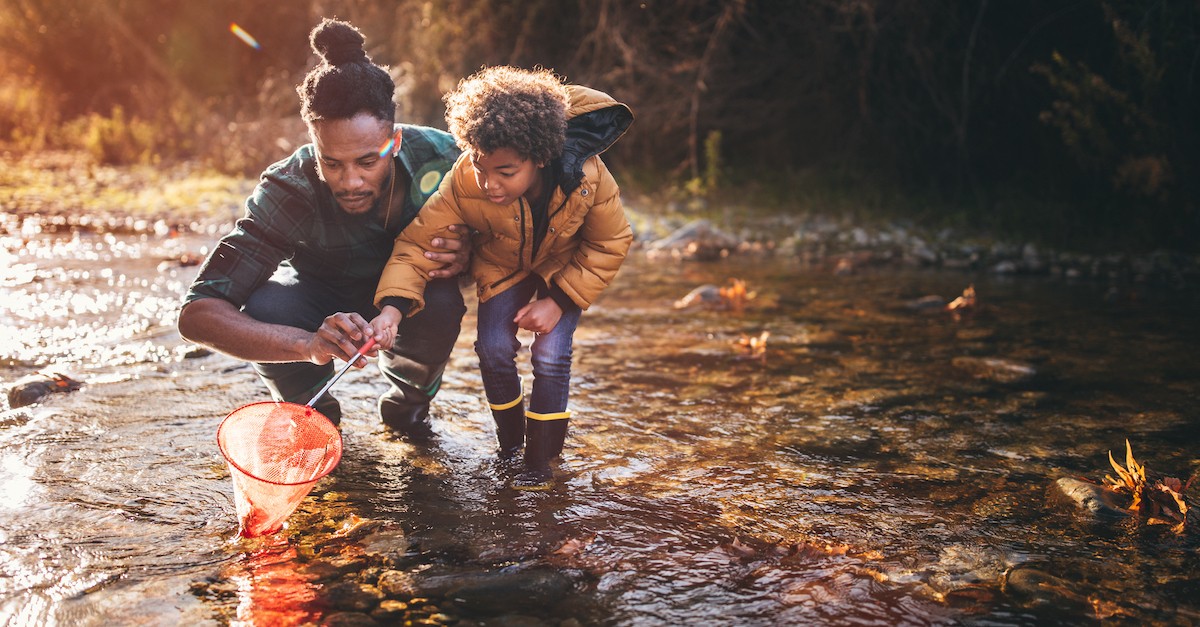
[178,18,467,439]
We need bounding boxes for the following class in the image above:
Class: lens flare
[378,129,402,158]
[230,23,261,50]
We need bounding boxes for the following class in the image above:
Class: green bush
[64,107,159,166]
[0,78,60,151]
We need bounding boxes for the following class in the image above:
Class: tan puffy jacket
[375,85,634,314]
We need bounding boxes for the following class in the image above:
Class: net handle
[306,337,378,407]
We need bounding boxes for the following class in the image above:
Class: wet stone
[407,568,575,614]
[463,616,551,627]
[951,357,1037,384]
[1047,477,1128,519]
[370,599,408,621]
[321,611,380,627]
[377,569,416,597]
[359,530,412,566]
[326,582,384,612]
[6,372,83,408]
[304,555,370,582]
[1002,566,1091,611]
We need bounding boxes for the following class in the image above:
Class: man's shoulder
[396,125,461,205]
[262,144,319,187]
[396,124,459,160]
[250,144,322,217]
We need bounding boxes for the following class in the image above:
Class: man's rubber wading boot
[378,396,435,442]
[490,396,526,460]
[512,414,568,491]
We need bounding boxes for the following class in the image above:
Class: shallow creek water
[1,219,1198,626]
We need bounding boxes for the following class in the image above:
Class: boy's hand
[369,306,404,351]
[514,298,562,335]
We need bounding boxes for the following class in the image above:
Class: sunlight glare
[0,455,36,510]
[230,23,261,50]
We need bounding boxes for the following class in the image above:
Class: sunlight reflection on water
[0,227,1198,625]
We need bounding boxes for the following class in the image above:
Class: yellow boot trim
[526,409,571,421]
[488,395,523,411]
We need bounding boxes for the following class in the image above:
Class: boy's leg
[242,269,344,423]
[377,277,465,439]
[475,276,540,457]
[515,305,582,490]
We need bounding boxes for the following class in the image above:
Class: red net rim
[216,400,343,487]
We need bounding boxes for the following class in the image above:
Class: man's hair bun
[310,18,368,66]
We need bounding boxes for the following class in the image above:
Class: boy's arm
[375,173,466,314]
[552,159,633,309]
[367,304,405,350]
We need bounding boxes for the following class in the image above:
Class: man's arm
[178,228,469,366]
[178,298,377,367]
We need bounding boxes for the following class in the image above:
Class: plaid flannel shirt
[183,124,460,308]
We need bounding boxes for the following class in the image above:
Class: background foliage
[1,0,1197,251]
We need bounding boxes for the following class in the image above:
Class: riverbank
[3,149,1197,291]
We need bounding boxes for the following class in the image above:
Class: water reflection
[228,541,322,626]
[1,225,1198,625]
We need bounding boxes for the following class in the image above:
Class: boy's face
[310,113,397,215]
[469,147,544,206]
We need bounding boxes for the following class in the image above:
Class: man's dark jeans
[242,267,465,424]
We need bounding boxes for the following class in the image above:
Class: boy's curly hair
[443,66,569,165]
[297,18,395,124]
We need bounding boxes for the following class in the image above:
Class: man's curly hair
[443,66,569,165]
[297,18,395,124]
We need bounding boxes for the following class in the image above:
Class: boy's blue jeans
[475,275,581,414]
[242,267,465,418]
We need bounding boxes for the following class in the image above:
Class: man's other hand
[426,223,472,278]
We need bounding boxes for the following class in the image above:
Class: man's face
[469,147,544,207]
[310,113,396,215]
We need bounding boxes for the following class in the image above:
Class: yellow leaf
[1108,450,1135,488]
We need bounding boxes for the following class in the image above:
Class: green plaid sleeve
[182,175,307,308]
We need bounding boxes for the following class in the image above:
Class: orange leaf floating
[734,330,770,361]
[945,284,977,312]
[1101,439,1193,533]
[719,278,756,314]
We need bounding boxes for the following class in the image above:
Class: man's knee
[420,278,467,324]
[243,281,310,328]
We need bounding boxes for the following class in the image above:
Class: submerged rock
[389,567,576,615]
[1002,565,1094,612]
[6,372,83,408]
[673,284,723,310]
[646,219,741,261]
[1047,477,1128,519]
[951,357,1037,384]
[321,611,379,627]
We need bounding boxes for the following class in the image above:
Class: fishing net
[216,401,342,537]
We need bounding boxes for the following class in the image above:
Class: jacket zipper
[487,197,528,290]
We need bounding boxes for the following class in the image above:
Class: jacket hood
[558,85,633,192]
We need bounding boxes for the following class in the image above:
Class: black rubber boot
[490,397,526,460]
[512,415,569,491]
[378,396,435,442]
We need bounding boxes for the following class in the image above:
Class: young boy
[369,66,634,490]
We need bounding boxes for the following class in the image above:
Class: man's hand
[306,312,378,367]
[426,223,472,278]
[514,298,563,335]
